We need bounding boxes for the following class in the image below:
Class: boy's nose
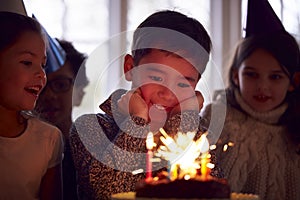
[158,86,176,101]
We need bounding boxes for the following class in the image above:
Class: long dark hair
[228,31,300,90]
[0,12,46,121]
[0,11,46,51]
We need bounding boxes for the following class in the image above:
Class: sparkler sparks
[156,128,214,180]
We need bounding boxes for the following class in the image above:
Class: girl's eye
[243,71,257,78]
[149,76,162,82]
[270,74,283,80]
[177,82,190,88]
[21,61,32,66]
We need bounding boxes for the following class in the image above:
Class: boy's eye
[177,82,190,88]
[149,75,162,82]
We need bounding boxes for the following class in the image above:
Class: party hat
[0,0,27,16]
[44,32,66,73]
[32,15,66,73]
[245,0,285,37]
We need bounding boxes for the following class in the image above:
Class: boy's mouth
[152,103,173,113]
[149,104,168,124]
[153,104,166,110]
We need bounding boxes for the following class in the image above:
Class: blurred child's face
[125,49,200,122]
[35,61,75,129]
[233,48,293,112]
[0,31,46,111]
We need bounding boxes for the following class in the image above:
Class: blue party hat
[32,14,66,73]
[44,32,66,73]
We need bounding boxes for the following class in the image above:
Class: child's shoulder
[74,113,101,127]
[27,117,62,138]
[28,116,58,129]
[72,113,108,135]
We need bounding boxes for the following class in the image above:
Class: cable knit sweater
[70,89,215,200]
[201,89,300,200]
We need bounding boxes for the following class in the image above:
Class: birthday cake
[112,130,259,200]
[112,191,259,200]
[135,173,230,199]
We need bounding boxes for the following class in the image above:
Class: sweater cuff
[165,110,206,134]
[114,115,150,152]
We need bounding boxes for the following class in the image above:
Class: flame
[146,132,155,150]
[196,134,209,153]
[223,142,234,152]
[156,128,213,180]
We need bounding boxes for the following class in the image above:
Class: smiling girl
[201,31,300,200]
[0,12,63,199]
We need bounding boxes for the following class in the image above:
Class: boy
[70,10,212,199]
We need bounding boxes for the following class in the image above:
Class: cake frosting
[135,175,230,199]
[111,192,260,200]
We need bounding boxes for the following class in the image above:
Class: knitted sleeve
[69,113,150,200]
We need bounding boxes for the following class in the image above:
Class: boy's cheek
[177,91,197,101]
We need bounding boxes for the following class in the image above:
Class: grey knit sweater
[201,89,300,200]
[70,89,213,200]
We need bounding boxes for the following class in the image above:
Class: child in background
[201,0,300,199]
[0,12,63,199]
[35,39,88,200]
[70,10,214,199]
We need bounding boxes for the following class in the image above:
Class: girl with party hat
[201,0,300,199]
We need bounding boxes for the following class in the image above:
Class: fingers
[117,88,148,120]
[183,91,203,112]
[133,87,142,95]
[117,91,133,115]
[169,91,204,118]
[117,88,204,121]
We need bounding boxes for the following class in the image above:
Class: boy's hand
[117,88,149,121]
[170,91,204,116]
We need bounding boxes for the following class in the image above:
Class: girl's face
[126,49,200,123]
[233,48,293,112]
[0,31,47,111]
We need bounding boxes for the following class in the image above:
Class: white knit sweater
[202,90,300,200]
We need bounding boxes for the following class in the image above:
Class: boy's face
[124,49,200,122]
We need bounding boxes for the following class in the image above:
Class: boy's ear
[124,54,134,81]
